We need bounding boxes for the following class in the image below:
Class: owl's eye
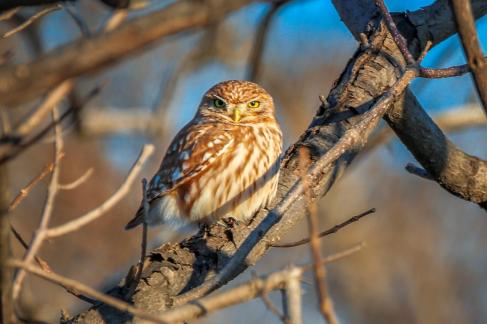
[213,99,226,108]
[248,101,260,108]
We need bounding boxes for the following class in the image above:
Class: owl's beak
[232,108,241,122]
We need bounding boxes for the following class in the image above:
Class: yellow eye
[248,101,260,108]
[213,99,226,108]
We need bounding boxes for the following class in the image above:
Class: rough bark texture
[47,0,485,322]
[386,92,487,209]
[335,0,487,210]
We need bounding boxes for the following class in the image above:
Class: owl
[125,80,282,230]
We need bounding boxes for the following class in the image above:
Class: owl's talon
[217,217,238,229]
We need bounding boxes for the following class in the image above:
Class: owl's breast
[178,123,282,223]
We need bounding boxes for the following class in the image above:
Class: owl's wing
[125,122,235,229]
[146,122,235,202]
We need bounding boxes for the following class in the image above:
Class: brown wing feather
[125,121,234,229]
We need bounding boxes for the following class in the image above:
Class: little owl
[125,80,282,230]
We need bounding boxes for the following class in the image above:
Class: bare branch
[58,168,93,191]
[0,8,20,21]
[12,106,64,301]
[1,4,61,39]
[374,0,414,65]
[273,208,375,248]
[6,260,167,324]
[299,148,338,324]
[9,224,98,305]
[7,154,64,212]
[44,144,154,237]
[14,80,74,138]
[0,0,258,106]
[450,0,487,115]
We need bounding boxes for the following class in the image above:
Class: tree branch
[0,0,258,106]
[335,0,487,210]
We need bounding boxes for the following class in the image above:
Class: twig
[0,7,20,21]
[272,208,375,247]
[6,260,167,324]
[126,179,149,298]
[7,155,64,212]
[284,274,302,324]
[450,0,487,115]
[9,226,48,270]
[374,0,415,65]
[420,62,470,78]
[0,106,73,165]
[405,163,433,180]
[301,242,365,271]
[58,168,93,191]
[299,148,338,324]
[0,0,258,106]
[12,106,64,301]
[9,225,97,305]
[2,4,62,38]
[14,80,74,138]
[375,0,482,80]
[44,144,154,237]
[157,267,303,323]
[0,82,103,166]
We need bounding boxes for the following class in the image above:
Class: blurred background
[1,0,487,323]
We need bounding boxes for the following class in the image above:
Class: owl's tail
[124,206,145,230]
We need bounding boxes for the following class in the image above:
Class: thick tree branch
[0,0,258,106]
[386,91,487,209]
[335,0,487,210]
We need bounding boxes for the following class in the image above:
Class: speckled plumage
[125,80,282,230]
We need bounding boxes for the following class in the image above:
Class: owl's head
[197,80,276,124]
